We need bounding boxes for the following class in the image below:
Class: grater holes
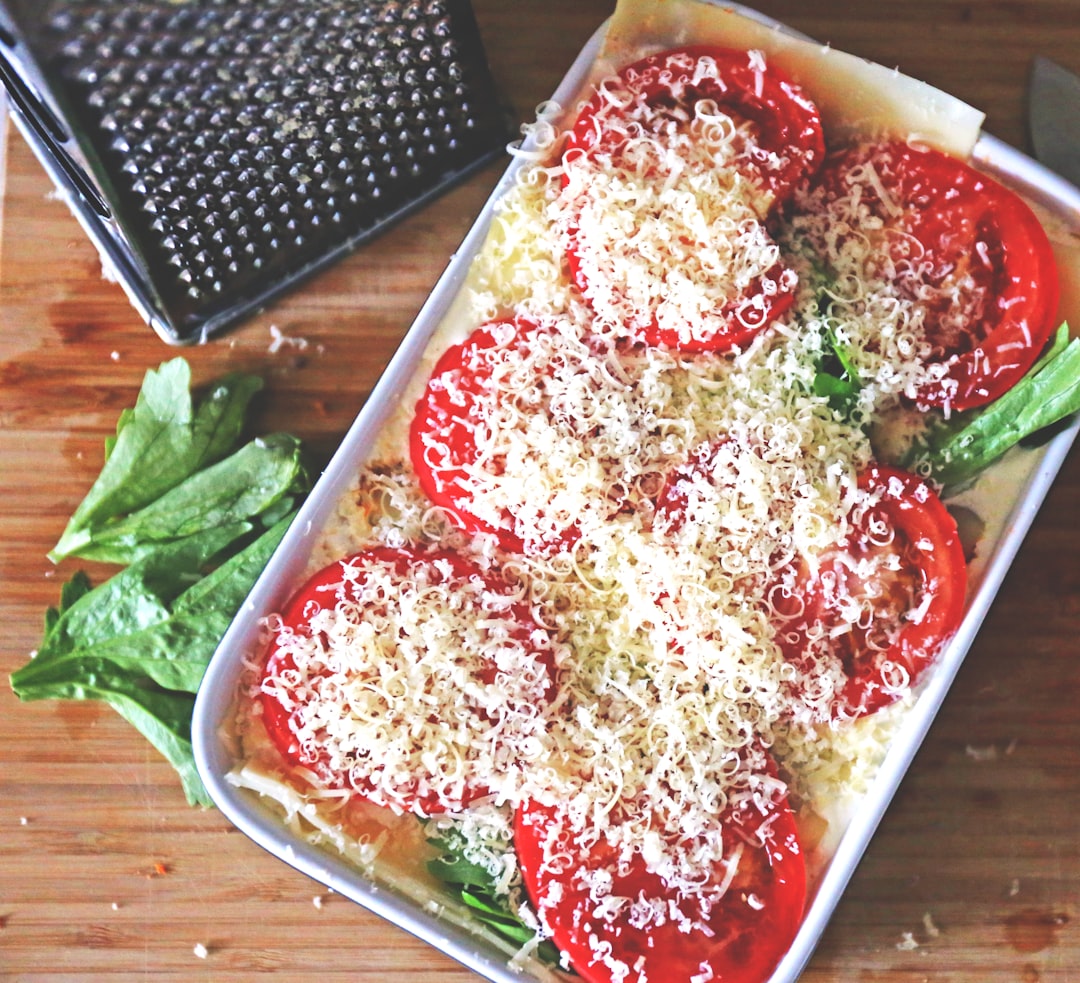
[42,0,511,324]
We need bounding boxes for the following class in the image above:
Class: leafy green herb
[63,433,306,565]
[795,263,866,418]
[426,827,562,966]
[13,518,293,805]
[903,323,1080,489]
[11,359,309,805]
[50,358,266,562]
[813,318,863,415]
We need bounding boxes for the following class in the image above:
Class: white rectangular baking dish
[192,5,1080,981]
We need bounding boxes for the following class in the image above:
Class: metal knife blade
[1029,56,1080,187]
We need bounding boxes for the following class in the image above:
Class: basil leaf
[71,433,306,565]
[813,318,863,415]
[15,356,307,806]
[427,855,498,890]
[905,324,1080,489]
[459,889,518,918]
[107,684,208,807]
[50,359,263,562]
[174,511,293,616]
[43,570,93,639]
[16,517,293,697]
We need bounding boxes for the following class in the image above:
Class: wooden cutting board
[1,1,1078,980]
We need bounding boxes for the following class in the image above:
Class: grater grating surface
[7,0,512,342]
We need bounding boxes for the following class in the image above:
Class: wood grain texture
[1,1,1078,980]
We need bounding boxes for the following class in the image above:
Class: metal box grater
[0,0,514,343]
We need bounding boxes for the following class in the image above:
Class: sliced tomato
[655,444,966,717]
[410,318,630,552]
[409,321,531,552]
[836,464,967,713]
[259,545,555,815]
[565,46,825,209]
[561,46,821,355]
[514,760,806,983]
[783,465,967,717]
[809,141,1060,411]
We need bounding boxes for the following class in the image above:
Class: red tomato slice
[836,464,967,713]
[655,444,966,717]
[565,46,825,209]
[515,761,806,983]
[782,465,967,717]
[810,141,1060,411]
[561,46,821,355]
[259,545,555,815]
[410,318,625,553]
[409,321,531,552]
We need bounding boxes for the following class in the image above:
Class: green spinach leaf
[812,302,863,416]
[12,515,295,805]
[426,827,561,965]
[50,358,264,562]
[13,358,307,807]
[69,433,306,565]
[904,323,1080,489]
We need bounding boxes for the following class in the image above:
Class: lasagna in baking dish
[226,3,1074,981]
